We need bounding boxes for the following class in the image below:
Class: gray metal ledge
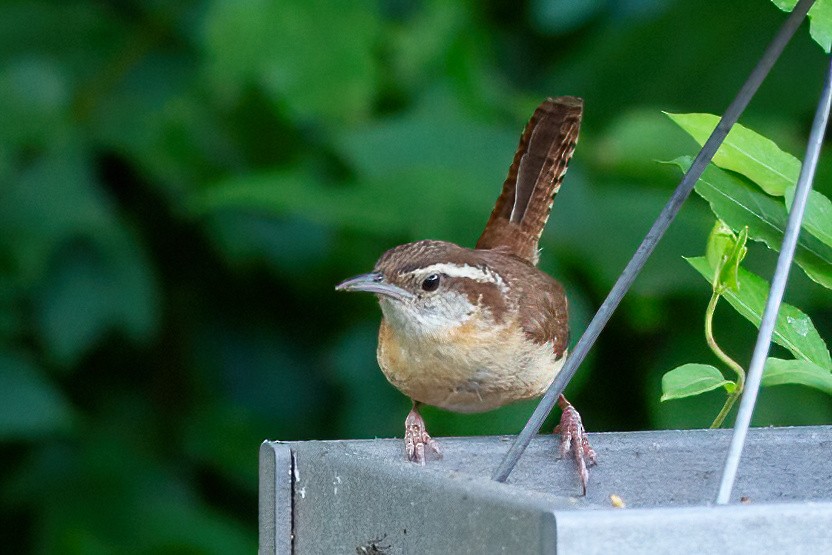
[260,426,832,554]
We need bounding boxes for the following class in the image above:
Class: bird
[336,97,596,494]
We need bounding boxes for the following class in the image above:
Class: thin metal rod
[715,54,832,505]
[491,0,816,483]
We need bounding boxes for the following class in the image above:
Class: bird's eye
[421,274,440,292]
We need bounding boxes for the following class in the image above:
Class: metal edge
[553,501,832,554]
[259,441,293,555]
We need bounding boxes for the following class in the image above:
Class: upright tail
[475,97,583,265]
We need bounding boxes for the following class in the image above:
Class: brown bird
[336,97,596,494]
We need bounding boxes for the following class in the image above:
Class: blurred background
[1,0,830,552]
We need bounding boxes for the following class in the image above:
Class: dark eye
[421,274,440,292]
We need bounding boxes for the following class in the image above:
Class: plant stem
[705,291,746,428]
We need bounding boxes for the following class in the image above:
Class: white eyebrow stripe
[414,263,507,290]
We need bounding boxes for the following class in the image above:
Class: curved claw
[404,405,442,465]
[555,395,597,495]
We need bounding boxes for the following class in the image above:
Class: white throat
[379,292,475,338]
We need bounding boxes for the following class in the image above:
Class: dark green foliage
[1,0,830,551]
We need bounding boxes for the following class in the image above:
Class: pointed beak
[335,272,415,301]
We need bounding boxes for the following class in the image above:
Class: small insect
[356,533,391,555]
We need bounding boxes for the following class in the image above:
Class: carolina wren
[336,97,596,494]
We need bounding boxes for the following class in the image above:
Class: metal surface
[716,54,832,505]
[261,426,832,553]
[555,503,832,555]
[491,0,818,484]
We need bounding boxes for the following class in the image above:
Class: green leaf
[661,363,733,401]
[531,0,606,34]
[545,172,714,297]
[332,90,515,184]
[665,112,801,196]
[688,256,832,370]
[202,0,380,123]
[36,229,160,368]
[0,353,75,439]
[672,157,832,290]
[763,357,832,395]
[0,143,114,284]
[0,57,70,147]
[191,170,411,236]
[772,0,832,53]
[785,186,832,248]
[595,109,695,181]
[191,92,524,243]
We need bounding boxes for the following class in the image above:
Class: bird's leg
[404,401,442,465]
[554,394,597,495]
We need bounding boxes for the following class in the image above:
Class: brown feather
[476,96,583,265]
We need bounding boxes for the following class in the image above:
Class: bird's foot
[555,394,596,496]
[404,405,442,465]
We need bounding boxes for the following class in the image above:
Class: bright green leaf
[688,256,832,370]
[785,186,832,248]
[672,157,832,290]
[810,0,832,52]
[661,363,733,401]
[772,0,832,53]
[665,112,801,196]
[763,357,832,395]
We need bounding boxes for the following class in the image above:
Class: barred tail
[476,96,583,265]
